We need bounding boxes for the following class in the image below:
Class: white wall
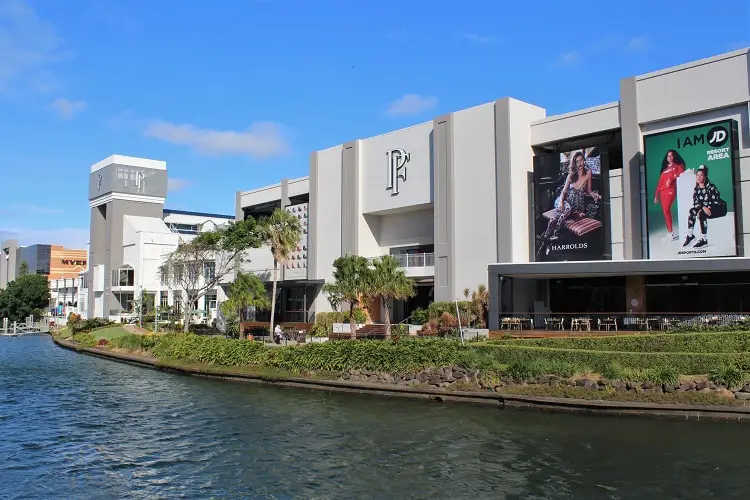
[507,99,547,263]
[377,208,434,251]
[636,49,749,125]
[359,121,433,214]
[530,102,620,146]
[239,183,283,209]
[451,103,499,296]
[287,177,309,198]
[310,145,343,283]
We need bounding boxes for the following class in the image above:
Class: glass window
[203,261,216,281]
[113,267,134,286]
[160,293,169,309]
[204,291,217,312]
[174,297,182,315]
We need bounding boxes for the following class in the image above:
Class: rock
[642,381,654,390]
[653,386,663,394]
[367,375,379,383]
[575,379,587,387]
[418,372,429,383]
[537,375,552,385]
[742,383,750,392]
[428,375,442,385]
[351,369,360,376]
[611,380,627,392]
[439,382,452,388]
[340,373,350,380]
[627,381,641,391]
[598,378,610,387]
[678,381,696,392]
[708,381,718,390]
[383,374,395,385]
[582,379,599,391]
[716,388,735,399]
[501,376,513,384]
[549,379,563,388]
[407,379,420,387]
[734,391,750,400]
[695,380,709,391]
[663,384,676,393]
[493,385,504,392]
[396,379,408,386]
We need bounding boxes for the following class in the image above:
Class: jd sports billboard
[644,120,738,260]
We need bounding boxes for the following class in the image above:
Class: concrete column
[619,77,645,259]
[341,141,360,256]
[308,152,319,278]
[488,270,500,330]
[432,114,454,302]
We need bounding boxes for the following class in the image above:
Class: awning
[488,257,750,279]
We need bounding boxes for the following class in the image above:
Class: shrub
[67,312,81,325]
[311,310,368,337]
[539,359,582,378]
[97,339,109,346]
[488,331,750,354]
[419,312,460,337]
[70,318,113,334]
[647,365,679,386]
[428,301,472,324]
[410,308,428,325]
[710,364,745,388]
[189,324,221,336]
[110,334,158,351]
[504,360,544,382]
[71,332,96,348]
[602,361,624,380]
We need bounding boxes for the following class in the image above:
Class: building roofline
[238,176,310,196]
[90,154,167,173]
[162,208,235,219]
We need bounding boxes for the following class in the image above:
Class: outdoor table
[545,318,564,331]
[571,318,591,331]
[645,317,660,331]
[599,318,617,331]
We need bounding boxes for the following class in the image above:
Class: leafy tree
[18,260,29,277]
[221,272,270,339]
[0,273,50,322]
[133,289,155,327]
[259,208,302,334]
[367,255,415,338]
[160,218,264,332]
[322,255,371,339]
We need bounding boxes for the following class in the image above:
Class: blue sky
[0,0,748,250]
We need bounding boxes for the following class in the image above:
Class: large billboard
[644,120,738,259]
[533,148,606,262]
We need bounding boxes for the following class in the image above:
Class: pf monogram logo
[386,148,410,195]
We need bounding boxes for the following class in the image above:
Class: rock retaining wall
[340,366,750,400]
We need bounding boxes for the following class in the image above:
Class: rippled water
[2,336,750,499]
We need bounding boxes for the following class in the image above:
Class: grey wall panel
[433,115,453,302]
[494,99,513,262]
[89,164,167,200]
[234,191,242,221]
[308,152,318,279]
[619,78,644,259]
[280,178,290,208]
[0,239,18,289]
[341,142,359,256]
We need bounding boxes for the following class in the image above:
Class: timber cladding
[49,245,87,280]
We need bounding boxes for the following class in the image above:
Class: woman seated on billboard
[653,149,685,241]
[543,151,601,240]
[682,164,728,249]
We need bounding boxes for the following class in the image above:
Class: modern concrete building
[235,47,750,327]
[0,241,87,288]
[86,155,234,322]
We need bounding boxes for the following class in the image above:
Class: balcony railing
[391,252,434,268]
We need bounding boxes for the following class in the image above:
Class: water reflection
[1,336,749,499]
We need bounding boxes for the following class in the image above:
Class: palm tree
[260,208,302,336]
[222,272,271,339]
[322,255,371,339]
[368,255,415,338]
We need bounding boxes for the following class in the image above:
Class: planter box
[462,328,489,340]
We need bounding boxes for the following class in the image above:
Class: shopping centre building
[236,47,750,328]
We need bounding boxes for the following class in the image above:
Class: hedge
[488,331,750,354]
[474,344,750,374]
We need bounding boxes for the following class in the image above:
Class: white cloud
[167,178,192,193]
[51,98,87,119]
[0,0,66,93]
[385,94,438,117]
[553,51,581,68]
[462,34,498,44]
[626,36,649,53]
[145,120,290,158]
[0,227,88,249]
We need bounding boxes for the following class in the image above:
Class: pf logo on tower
[386,148,410,196]
[707,125,729,148]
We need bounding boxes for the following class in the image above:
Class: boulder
[695,380,709,391]
[575,379,587,387]
[734,391,750,400]
[582,379,599,391]
[663,384,676,393]
[537,375,552,385]
[742,383,750,392]
[598,378,610,387]
[627,381,641,391]
[439,382,452,388]
[367,375,379,383]
[716,388,735,399]
[678,381,696,392]
[611,380,627,392]
[641,381,654,390]
[708,381,718,390]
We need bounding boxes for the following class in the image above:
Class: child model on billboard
[682,165,728,249]
[644,120,736,259]
[652,150,685,241]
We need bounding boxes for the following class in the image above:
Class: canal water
[2,336,749,499]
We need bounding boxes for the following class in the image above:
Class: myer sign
[386,148,410,195]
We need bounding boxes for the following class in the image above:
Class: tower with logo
[87,155,168,319]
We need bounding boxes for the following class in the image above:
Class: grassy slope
[91,326,130,340]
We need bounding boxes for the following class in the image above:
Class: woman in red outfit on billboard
[653,149,686,241]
